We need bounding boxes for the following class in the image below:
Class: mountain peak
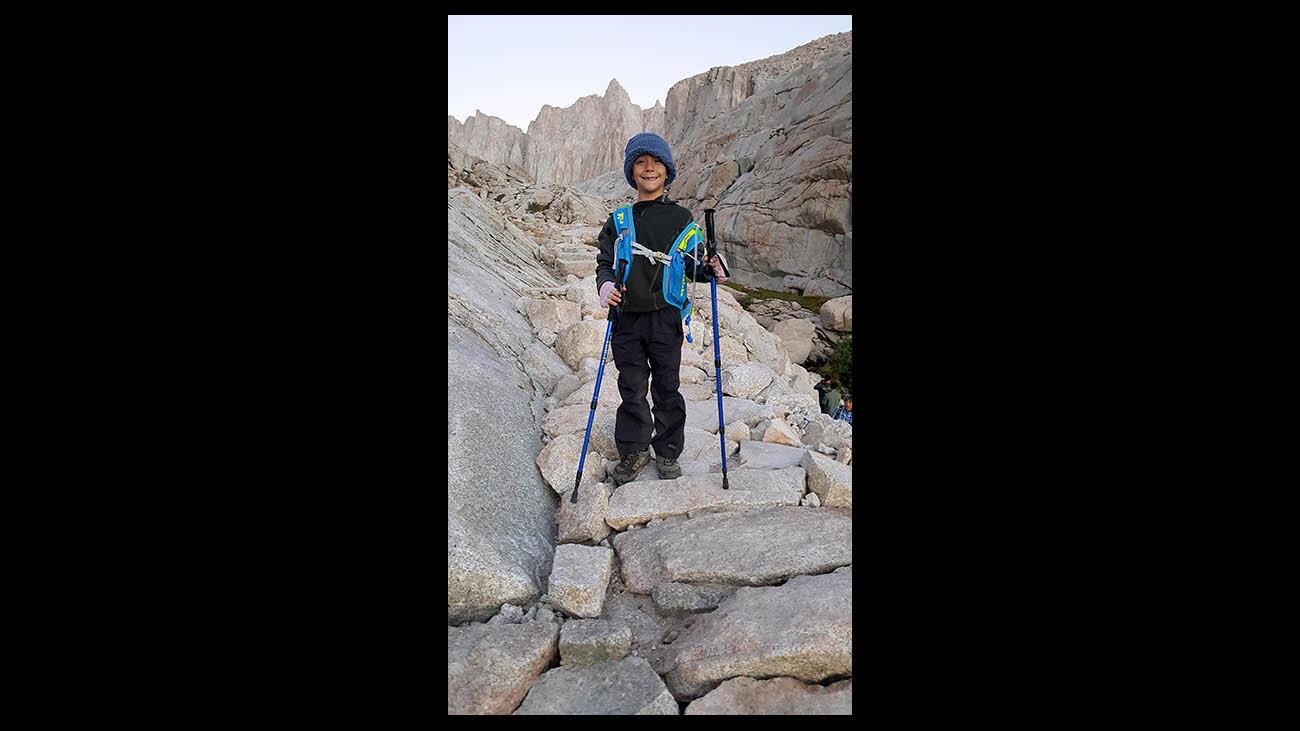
[605,79,627,98]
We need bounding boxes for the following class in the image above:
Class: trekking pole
[571,258,624,504]
[703,209,730,490]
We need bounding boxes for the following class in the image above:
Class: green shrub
[720,281,830,314]
[820,336,853,393]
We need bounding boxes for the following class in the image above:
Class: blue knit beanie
[623,133,676,189]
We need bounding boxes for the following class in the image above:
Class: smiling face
[633,154,668,199]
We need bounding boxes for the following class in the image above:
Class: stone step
[664,568,853,700]
[513,656,679,715]
[546,543,615,618]
[557,482,612,545]
[606,467,805,530]
[625,455,716,483]
[611,505,850,593]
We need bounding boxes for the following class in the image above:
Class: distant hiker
[814,376,832,403]
[597,132,730,486]
[821,380,843,415]
[832,394,854,425]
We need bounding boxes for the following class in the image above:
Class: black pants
[611,307,685,460]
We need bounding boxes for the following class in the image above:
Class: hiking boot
[656,456,682,480]
[611,449,650,486]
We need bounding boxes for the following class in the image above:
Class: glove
[598,281,617,307]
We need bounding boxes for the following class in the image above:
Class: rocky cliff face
[525,79,651,186]
[449,112,529,170]
[642,99,665,138]
[660,33,851,145]
[451,80,662,188]
[448,32,852,297]
[662,32,852,296]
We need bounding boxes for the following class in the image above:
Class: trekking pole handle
[613,260,625,316]
[703,209,717,257]
[702,209,728,277]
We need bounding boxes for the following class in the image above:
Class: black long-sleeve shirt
[594,196,718,313]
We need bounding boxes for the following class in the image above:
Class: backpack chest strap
[629,241,672,265]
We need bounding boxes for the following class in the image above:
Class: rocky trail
[449,31,852,714]
[449,158,853,712]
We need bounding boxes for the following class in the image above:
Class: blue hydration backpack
[609,204,705,343]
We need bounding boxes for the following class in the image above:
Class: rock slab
[686,676,852,715]
[605,467,806,530]
[611,505,851,594]
[514,656,680,715]
[665,569,853,700]
[448,612,560,714]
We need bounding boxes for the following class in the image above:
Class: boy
[832,394,854,425]
[595,132,729,486]
[814,375,832,404]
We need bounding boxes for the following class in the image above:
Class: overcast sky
[449,15,852,131]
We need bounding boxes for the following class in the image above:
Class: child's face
[633,154,667,196]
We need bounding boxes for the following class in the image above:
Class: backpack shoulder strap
[611,205,634,239]
[671,221,704,256]
[610,206,634,283]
